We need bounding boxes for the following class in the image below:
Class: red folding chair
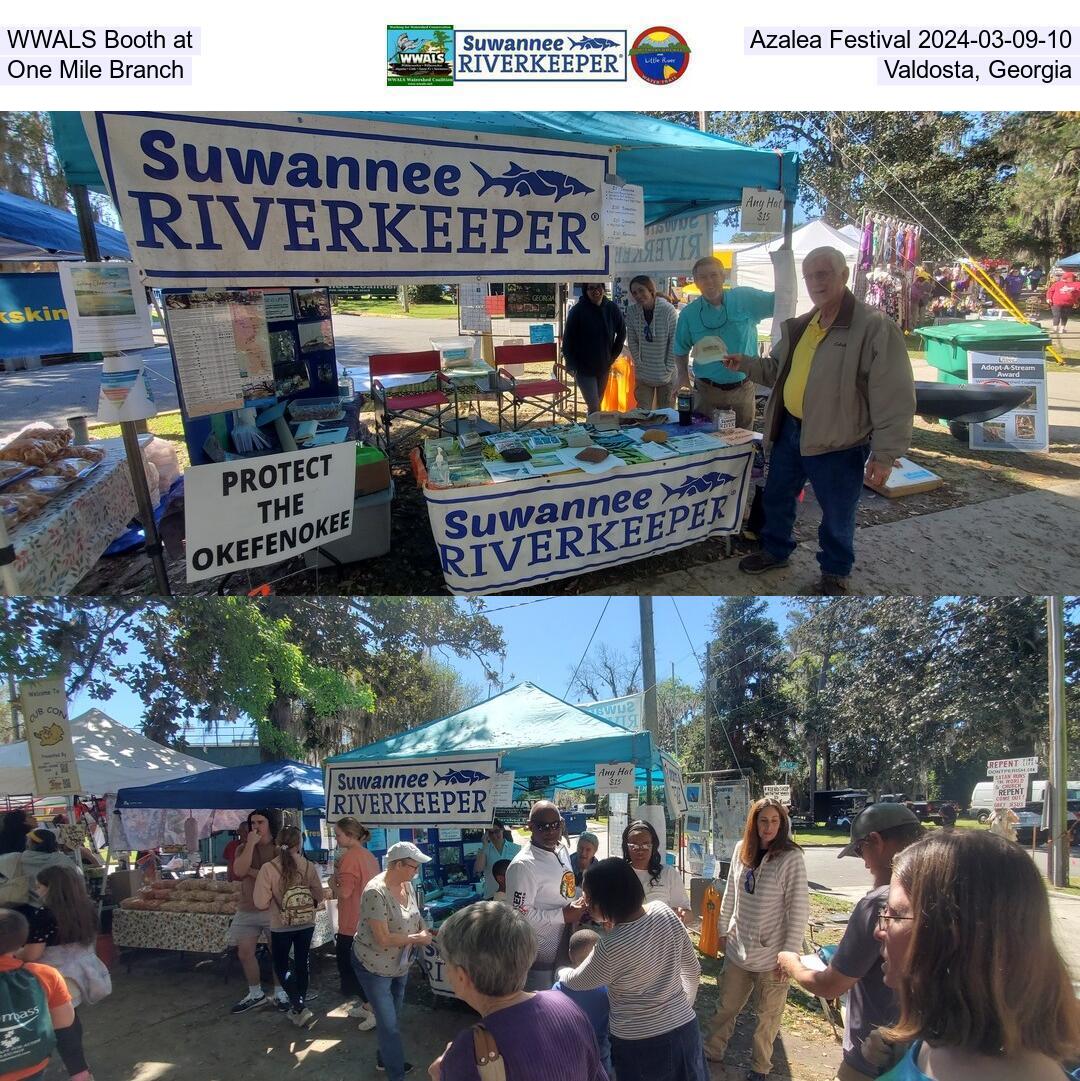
[495,342,574,430]
[369,350,456,453]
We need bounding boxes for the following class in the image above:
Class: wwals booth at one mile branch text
[325,682,687,999]
[48,111,799,595]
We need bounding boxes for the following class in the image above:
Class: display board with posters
[968,351,1049,452]
[504,284,558,321]
[325,754,501,827]
[83,112,611,286]
[20,676,82,797]
[712,779,750,863]
[611,212,714,305]
[661,757,688,819]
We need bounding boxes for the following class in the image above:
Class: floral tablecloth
[113,905,337,954]
[7,437,136,595]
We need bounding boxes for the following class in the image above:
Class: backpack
[276,863,316,928]
[0,963,56,1074]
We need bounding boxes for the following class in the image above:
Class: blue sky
[71,597,794,731]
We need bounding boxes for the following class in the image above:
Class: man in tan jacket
[724,246,915,594]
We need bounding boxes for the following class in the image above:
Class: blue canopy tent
[48,111,799,226]
[1057,251,1080,268]
[326,682,674,796]
[114,759,324,811]
[0,187,130,260]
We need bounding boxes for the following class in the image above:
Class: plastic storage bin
[918,320,1050,385]
[431,336,476,368]
[303,480,393,569]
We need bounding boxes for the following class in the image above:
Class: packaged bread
[0,426,73,466]
[0,460,32,483]
[41,458,95,480]
[68,444,105,463]
[2,489,50,529]
[9,475,69,497]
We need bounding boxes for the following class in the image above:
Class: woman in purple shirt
[429,900,607,1081]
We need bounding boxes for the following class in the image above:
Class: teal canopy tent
[326,681,675,795]
[48,111,798,226]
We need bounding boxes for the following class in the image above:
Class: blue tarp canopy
[0,187,130,260]
[327,682,668,793]
[114,759,324,811]
[1057,251,1080,268]
[48,111,798,226]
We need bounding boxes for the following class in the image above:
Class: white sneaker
[289,1007,316,1029]
[345,1001,368,1018]
[356,1008,377,1031]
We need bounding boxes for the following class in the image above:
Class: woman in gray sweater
[625,276,679,409]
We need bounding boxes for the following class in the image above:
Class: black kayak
[914,380,1030,424]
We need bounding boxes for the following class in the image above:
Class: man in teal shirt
[674,256,775,428]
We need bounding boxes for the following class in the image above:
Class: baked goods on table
[0,425,74,466]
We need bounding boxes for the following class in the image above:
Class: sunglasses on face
[744,868,756,894]
[643,322,654,342]
[627,842,653,851]
[533,820,562,832]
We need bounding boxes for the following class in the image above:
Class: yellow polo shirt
[783,313,827,419]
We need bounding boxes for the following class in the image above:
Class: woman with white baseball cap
[352,841,433,1081]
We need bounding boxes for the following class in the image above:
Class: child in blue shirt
[554,928,613,1079]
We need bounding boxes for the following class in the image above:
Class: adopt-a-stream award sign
[83,111,610,286]
[184,442,355,583]
[21,676,82,797]
[968,351,1049,452]
[325,754,501,827]
[425,443,754,594]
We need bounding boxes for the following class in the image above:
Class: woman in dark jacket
[562,283,626,415]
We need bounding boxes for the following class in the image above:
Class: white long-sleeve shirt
[634,864,691,912]
[564,901,700,1040]
[505,841,575,968]
[718,840,809,973]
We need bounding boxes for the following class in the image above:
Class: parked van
[970,779,1080,822]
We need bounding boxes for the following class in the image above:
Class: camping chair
[369,350,457,454]
[495,342,573,430]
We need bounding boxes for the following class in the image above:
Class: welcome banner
[425,443,754,594]
[83,112,611,287]
[325,754,501,827]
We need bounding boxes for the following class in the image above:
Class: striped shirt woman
[625,279,679,406]
[565,858,708,1081]
[703,798,809,1077]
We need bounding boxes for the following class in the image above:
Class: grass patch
[793,827,850,846]
[332,299,458,319]
[1050,884,1080,898]
[89,410,190,472]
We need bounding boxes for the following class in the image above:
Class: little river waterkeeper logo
[630,26,690,84]
[387,26,454,86]
[453,30,628,82]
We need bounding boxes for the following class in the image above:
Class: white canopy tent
[736,219,862,318]
[0,708,217,799]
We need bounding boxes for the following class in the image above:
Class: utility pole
[704,642,713,776]
[1048,596,1069,887]
[639,598,658,803]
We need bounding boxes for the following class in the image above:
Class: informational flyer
[57,261,154,351]
[164,292,245,417]
[459,283,492,332]
[602,182,645,247]
[968,351,1049,453]
[20,676,82,797]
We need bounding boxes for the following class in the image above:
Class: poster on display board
[57,262,154,351]
[602,182,645,248]
[490,771,516,805]
[968,352,1049,452]
[607,792,629,857]
[20,676,82,797]
[459,283,491,333]
[0,273,73,358]
[325,753,502,826]
[577,692,643,732]
[713,780,750,862]
[183,442,356,583]
[83,112,611,286]
[611,212,714,304]
[425,442,754,594]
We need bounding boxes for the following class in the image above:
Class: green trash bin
[918,320,1050,385]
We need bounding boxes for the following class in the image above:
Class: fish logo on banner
[660,471,737,503]
[473,163,596,202]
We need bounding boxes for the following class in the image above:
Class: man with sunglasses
[775,803,923,1081]
[505,801,586,990]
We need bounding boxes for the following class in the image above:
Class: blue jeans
[352,955,408,1081]
[761,412,869,577]
[611,1017,708,1081]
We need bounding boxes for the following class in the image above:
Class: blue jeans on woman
[761,411,870,577]
[352,955,409,1081]
[610,1017,708,1081]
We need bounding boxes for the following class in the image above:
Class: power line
[563,598,612,699]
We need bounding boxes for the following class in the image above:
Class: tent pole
[783,201,795,249]
[69,184,171,596]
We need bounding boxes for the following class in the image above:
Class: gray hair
[803,246,848,275]
[437,900,537,997]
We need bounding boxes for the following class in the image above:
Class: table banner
[326,754,501,826]
[84,111,611,286]
[424,443,754,594]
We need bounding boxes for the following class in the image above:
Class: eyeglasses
[744,868,756,895]
[627,842,653,851]
[402,861,420,871]
[533,820,562,832]
[877,909,914,930]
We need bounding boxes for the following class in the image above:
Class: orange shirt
[0,954,71,1081]
[334,845,380,938]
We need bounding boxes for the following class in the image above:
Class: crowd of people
[564,249,916,596]
[2,794,1078,1081]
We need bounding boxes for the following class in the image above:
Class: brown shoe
[702,1041,726,1063]
[819,573,849,595]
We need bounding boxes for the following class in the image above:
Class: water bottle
[423,906,434,931]
[677,386,693,426]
